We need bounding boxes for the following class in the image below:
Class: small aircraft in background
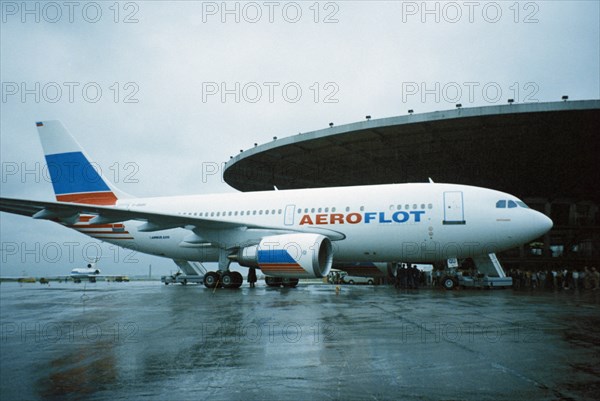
[69,261,101,283]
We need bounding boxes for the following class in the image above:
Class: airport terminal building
[224,100,600,270]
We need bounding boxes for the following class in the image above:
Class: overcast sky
[1,1,598,276]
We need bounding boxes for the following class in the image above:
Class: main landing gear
[203,250,300,289]
[203,249,244,289]
[203,271,244,289]
[265,277,299,288]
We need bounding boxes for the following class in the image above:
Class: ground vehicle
[457,273,512,289]
[341,274,375,285]
[161,272,204,285]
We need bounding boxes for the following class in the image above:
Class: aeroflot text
[299,211,425,225]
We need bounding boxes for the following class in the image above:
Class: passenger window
[496,200,506,208]
[508,200,517,208]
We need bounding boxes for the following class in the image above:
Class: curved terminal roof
[224,100,600,202]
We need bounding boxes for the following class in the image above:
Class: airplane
[0,120,553,289]
[70,263,101,282]
[0,260,129,284]
[68,260,130,283]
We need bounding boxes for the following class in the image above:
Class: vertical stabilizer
[36,121,129,205]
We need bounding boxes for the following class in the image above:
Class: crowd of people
[394,263,422,289]
[507,266,600,290]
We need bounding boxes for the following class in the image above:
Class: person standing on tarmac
[248,267,257,288]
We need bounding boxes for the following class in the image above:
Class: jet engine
[234,233,333,278]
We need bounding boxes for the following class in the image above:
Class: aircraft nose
[531,210,553,237]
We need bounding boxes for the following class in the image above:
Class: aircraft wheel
[204,272,220,289]
[265,276,281,287]
[231,271,243,288]
[282,278,299,288]
[442,276,457,290]
[221,272,234,288]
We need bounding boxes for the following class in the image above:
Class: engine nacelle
[235,233,333,278]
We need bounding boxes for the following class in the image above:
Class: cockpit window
[497,199,530,209]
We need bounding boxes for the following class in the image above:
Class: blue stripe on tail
[45,152,110,195]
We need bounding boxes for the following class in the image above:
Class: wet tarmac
[1,281,599,401]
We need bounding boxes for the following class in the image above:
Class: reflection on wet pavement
[1,282,599,400]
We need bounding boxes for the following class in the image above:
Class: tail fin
[36,120,130,205]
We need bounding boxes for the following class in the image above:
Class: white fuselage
[69,183,552,264]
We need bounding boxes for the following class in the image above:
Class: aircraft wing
[0,197,345,241]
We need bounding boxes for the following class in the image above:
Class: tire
[204,272,220,289]
[221,272,243,289]
[367,279,374,285]
[442,276,457,290]
[282,278,299,288]
[349,280,355,285]
[231,271,243,288]
[221,272,233,288]
[265,276,281,287]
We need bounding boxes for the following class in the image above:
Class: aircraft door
[284,204,296,226]
[443,191,466,225]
